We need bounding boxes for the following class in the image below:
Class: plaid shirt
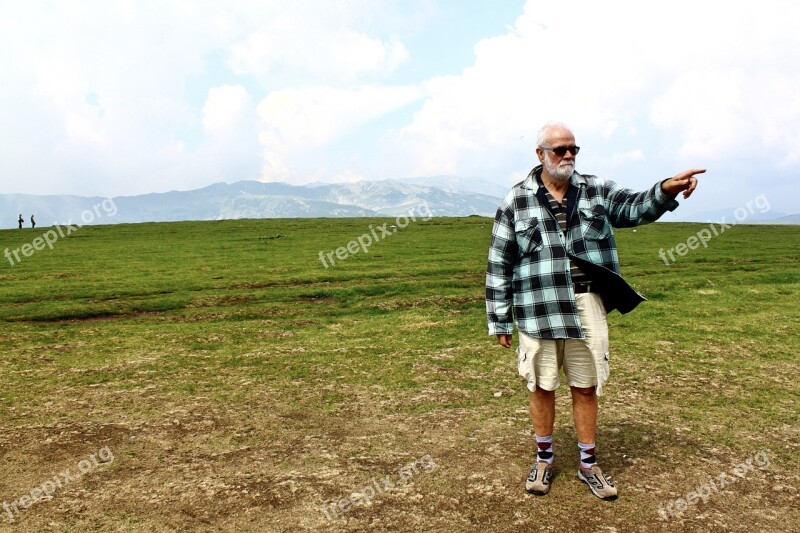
[486,165,679,339]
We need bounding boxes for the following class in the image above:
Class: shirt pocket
[579,205,612,241]
[514,216,544,255]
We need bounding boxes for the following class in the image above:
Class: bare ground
[1,352,797,533]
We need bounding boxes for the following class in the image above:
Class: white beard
[544,159,574,182]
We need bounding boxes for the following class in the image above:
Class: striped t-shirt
[539,180,590,285]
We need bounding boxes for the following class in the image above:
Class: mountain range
[2,177,797,226]
[1,178,505,226]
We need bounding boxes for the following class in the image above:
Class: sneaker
[578,465,617,500]
[525,461,553,495]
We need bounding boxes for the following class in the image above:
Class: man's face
[538,128,577,183]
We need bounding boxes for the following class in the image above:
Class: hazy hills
[1,179,504,227]
[3,176,797,227]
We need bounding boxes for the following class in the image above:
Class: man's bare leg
[571,385,617,499]
[526,386,557,495]
[530,386,555,435]
[570,385,597,443]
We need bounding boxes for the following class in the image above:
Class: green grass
[0,218,798,532]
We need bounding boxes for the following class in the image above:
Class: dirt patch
[1,380,796,532]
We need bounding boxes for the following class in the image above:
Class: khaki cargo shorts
[516,293,611,396]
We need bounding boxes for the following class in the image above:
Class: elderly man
[486,122,703,500]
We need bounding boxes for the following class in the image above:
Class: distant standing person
[18,214,23,229]
[486,122,704,500]
[30,214,35,229]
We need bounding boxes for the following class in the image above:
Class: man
[486,122,703,500]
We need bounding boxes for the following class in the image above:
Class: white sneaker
[525,461,553,495]
[578,465,618,500]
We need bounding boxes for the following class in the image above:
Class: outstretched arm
[661,168,706,199]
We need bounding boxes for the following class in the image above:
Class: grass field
[0,216,798,532]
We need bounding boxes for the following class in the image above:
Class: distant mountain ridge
[0,179,504,226]
[752,213,800,225]
[3,178,797,227]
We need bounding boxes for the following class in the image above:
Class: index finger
[678,168,706,179]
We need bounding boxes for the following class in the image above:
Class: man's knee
[532,386,556,399]
[570,385,596,398]
[530,386,556,407]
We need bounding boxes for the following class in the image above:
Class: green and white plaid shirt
[486,165,679,339]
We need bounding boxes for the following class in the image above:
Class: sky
[2,0,799,219]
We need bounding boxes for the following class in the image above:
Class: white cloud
[223,0,416,84]
[0,1,227,195]
[1,0,799,218]
[389,0,800,206]
[651,69,751,159]
[195,85,261,184]
[203,85,253,134]
[0,1,415,196]
[229,29,408,82]
[611,150,645,164]
[257,84,422,181]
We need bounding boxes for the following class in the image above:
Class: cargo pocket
[517,347,536,392]
[514,217,544,256]
[594,351,610,397]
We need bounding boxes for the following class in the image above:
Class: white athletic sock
[535,434,554,464]
[578,441,596,469]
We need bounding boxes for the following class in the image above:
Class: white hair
[536,121,574,148]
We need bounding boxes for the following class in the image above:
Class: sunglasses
[540,145,580,157]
